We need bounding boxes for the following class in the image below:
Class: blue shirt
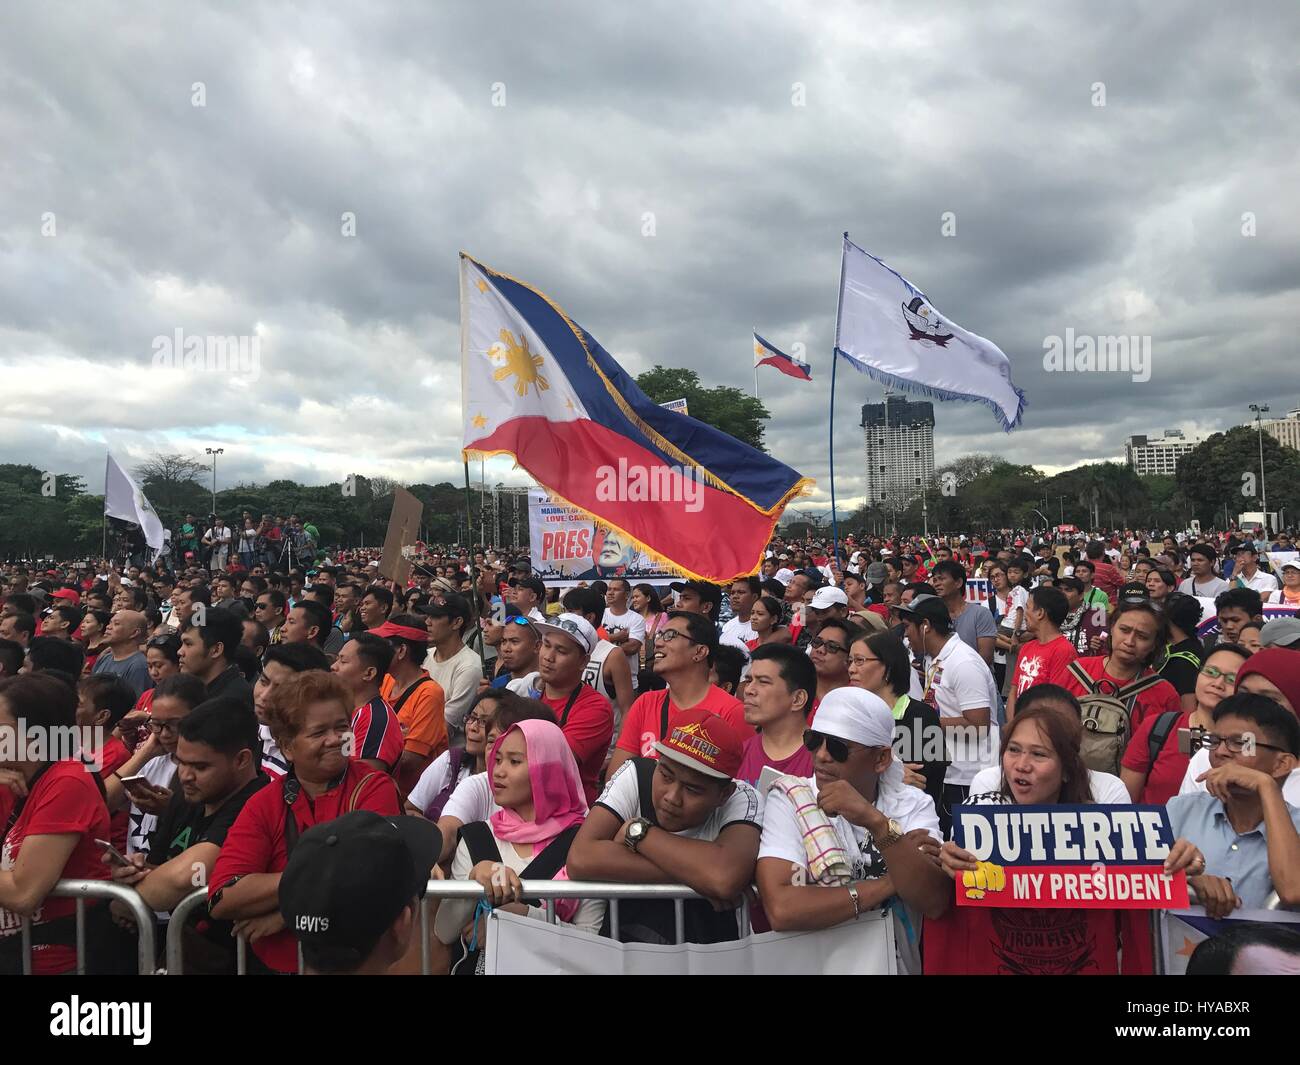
[1167,790,1300,908]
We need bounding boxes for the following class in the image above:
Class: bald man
[91,609,153,698]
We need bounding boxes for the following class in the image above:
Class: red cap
[368,621,428,642]
[653,709,746,780]
[51,588,80,604]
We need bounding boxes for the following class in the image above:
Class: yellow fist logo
[961,861,1006,900]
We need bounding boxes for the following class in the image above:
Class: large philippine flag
[460,254,813,583]
[753,332,812,381]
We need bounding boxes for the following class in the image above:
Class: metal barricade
[18,880,158,975]
[164,881,741,974]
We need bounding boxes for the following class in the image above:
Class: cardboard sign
[378,487,424,584]
[952,804,1189,910]
[965,577,992,604]
[660,397,690,416]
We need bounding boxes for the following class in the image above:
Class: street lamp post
[204,447,224,515]
[1248,404,1269,524]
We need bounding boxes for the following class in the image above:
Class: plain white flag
[834,234,1025,431]
[104,453,165,550]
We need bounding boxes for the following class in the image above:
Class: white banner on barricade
[1157,906,1300,975]
[485,908,895,975]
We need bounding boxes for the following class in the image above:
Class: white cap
[774,567,795,585]
[809,586,848,610]
[531,612,598,655]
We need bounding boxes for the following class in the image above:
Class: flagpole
[463,457,481,634]
[829,234,849,565]
[102,453,109,563]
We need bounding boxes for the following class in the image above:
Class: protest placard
[952,804,1190,910]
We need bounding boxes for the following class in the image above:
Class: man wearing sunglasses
[607,611,748,780]
[1167,692,1300,918]
[756,688,948,969]
[487,617,542,693]
[252,589,288,643]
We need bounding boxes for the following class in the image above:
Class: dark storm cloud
[0,0,1296,514]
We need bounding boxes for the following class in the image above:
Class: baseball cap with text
[653,708,746,781]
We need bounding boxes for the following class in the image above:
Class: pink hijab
[488,720,588,848]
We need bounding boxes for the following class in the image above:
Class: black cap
[416,592,472,629]
[894,593,952,632]
[512,575,545,600]
[1234,543,1258,556]
[279,811,441,973]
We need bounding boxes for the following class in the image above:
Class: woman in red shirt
[0,674,116,975]
[925,686,1204,976]
[209,669,402,973]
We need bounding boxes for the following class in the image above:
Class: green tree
[635,366,770,451]
[1176,427,1300,528]
[136,453,210,527]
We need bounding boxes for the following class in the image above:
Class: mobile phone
[1177,727,1207,757]
[118,774,153,791]
[758,765,784,794]
[95,839,133,867]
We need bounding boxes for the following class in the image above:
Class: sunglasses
[810,636,848,655]
[803,729,851,762]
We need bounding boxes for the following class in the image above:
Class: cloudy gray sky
[2,0,1296,521]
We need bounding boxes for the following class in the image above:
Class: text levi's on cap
[653,707,746,780]
[278,810,441,971]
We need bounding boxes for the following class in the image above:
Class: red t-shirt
[736,734,813,785]
[1061,656,1180,731]
[1089,560,1124,606]
[134,688,156,714]
[96,737,134,854]
[1122,710,1191,805]
[923,905,1152,975]
[537,685,614,806]
[616,685,749,760]
[0,760,111,975]
[209,758,402,972]
[351,696,405,772]
[1010,635,1078,696]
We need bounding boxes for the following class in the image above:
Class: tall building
[861,395,935,509]
[1257,407,1300,451]
[1124,429,1198,475]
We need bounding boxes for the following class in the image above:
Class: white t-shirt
[440,771,499,824]
[966,765,1130,804]
[602,608,646,646]
[1179,576,1228,598]
[409,748,476,815]
[423,643,483,740]
[719,615,757,653]
[126,753,178,856]
[1178,748,1300,805]
[758,773,939,977]
[594,760,763,840]
[993,587,1029,666]
[924,637,999,786]
[758,775,940,878]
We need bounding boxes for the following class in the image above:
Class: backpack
[1066,661,1164,776]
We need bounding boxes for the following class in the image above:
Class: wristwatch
[876,818,904,848]
[625,817,653,852]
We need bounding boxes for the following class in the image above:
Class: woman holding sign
[924,686,1206,975]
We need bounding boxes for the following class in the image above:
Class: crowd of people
[1,519,1298,975]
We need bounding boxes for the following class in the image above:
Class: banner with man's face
[528,488,678,588]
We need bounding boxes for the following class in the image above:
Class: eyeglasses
[654,629,697,645]
[803,729,851,762]
[148,719,183,735]
[466,712,491,728]
[810,636,848,655]
[848,654,880,668]
[1199,664,1239,685]
[1198,733,1287,755]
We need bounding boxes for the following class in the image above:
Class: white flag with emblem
[104,453,165,550]
[834,234,1026,431]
